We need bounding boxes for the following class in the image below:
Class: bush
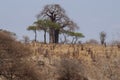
[57,57,88,80]
[0,31,43,80]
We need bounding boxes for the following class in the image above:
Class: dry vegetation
[29,43,120,80]
[0,31,44,80]
[0,31,120,80]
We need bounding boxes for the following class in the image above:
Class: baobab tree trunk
[49,28,55,43]
[54,29,60,43]
[49,28,60,43]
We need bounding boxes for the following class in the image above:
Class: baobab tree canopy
[37,4,79,43]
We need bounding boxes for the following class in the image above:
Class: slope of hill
[28,43,120,80]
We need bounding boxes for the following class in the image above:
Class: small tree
[22,35,30,44]
[61,30,84,44]
[71,32,84,44]
[100,31,106,45]
[34,20,48,43]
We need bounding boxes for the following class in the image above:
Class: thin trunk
[74,37,78,44]
[49,29,52,43]
[63,33,67,44]
[71,37,75,44]
[44,30,46,44]
[34,30,37,42]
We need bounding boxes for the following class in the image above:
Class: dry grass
[29,43,120,80]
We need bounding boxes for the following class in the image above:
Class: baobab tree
[34,19,60,43]
[37,4,79,43]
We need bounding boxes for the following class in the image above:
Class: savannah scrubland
[29,42,120,80]
[0,3,120,80]
[1,30,120,80]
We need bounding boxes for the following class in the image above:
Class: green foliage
[69,32,84,38]
[27,26,40,31]
[34,20,48,30]
[34,19,60,30]
[27,26,39,42]
[62,30,84,38]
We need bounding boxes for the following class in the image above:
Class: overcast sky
[0,0,120,43]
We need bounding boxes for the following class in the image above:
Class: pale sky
[0,0,120,43]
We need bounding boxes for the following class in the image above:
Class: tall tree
[34,20,60,43]
[34,20,48,43]
[27,26,39,42]
[37,4,79,43]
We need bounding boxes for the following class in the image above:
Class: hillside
[27,43,120,80]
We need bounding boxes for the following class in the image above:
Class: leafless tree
[100,31,106,45]
[22,35,30,44]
